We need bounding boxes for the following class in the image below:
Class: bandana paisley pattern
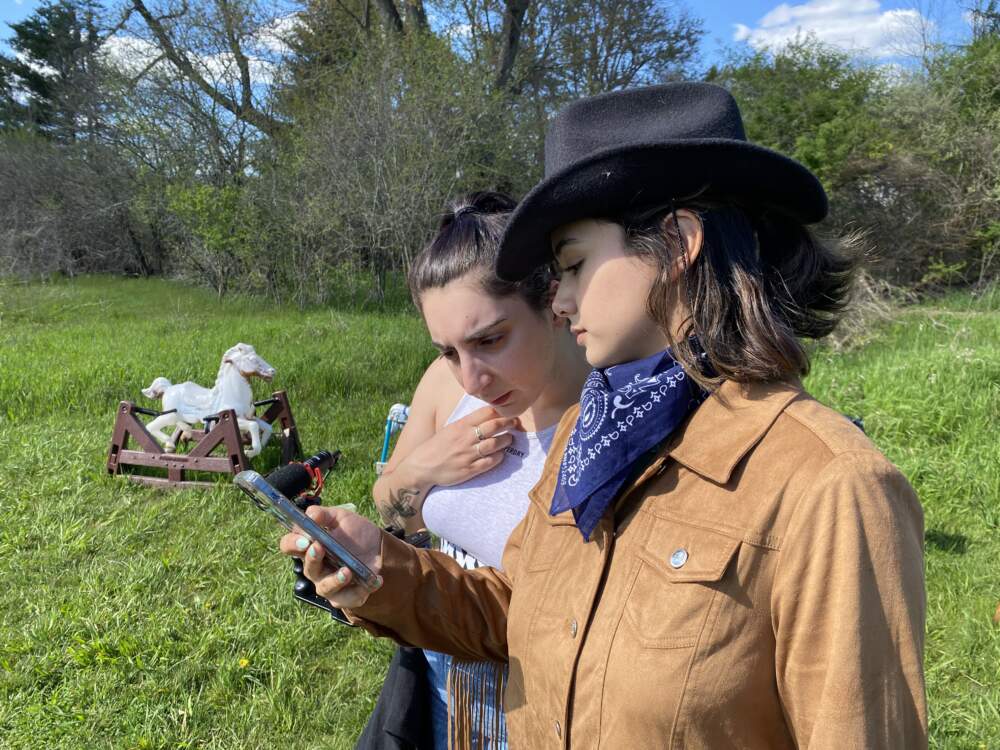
[552,348,709,540]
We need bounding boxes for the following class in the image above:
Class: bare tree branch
[404,0,429,31]
[372,0,404,33]
[129,0,285,138]
[494,0,530,92]
[331,0,368,31]
[216,0,253,113]
[128,52,168,85]
[105,5,138,38]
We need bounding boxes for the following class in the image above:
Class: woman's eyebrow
[430,317,508,350]
[464,317,507,342]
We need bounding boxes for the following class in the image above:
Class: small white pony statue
[141,343,276,458]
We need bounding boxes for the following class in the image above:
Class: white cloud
[100,15,300,89]
[733,0,932,58]
[14,50,58,78]
[253,13,299,56]
[100,34,163,76]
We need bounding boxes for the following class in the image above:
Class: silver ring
[475,442,484,459]
[474,424,484,441]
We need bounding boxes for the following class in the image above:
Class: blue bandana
[551,349,709,540]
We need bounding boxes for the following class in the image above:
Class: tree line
[1,0,997,304]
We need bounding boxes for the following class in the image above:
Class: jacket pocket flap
[635,521,741,583]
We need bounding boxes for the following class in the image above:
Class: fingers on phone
[279,532,307,556]
[301,541,325,578]
[315,566,353,600]
[305,504,326,523]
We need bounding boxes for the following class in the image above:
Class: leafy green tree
[280,0,371,115]
[0,0,105,141]
[968,0,1000,39]
[706,37,886,189]
[917,31,1000,284]
[707,33,998,287]
[166,181,261,297]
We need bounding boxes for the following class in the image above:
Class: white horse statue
[141,343,276,458]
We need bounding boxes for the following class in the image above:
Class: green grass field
[1,276,998,749]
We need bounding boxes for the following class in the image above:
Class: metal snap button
[570,618,578,638]
[670,548,689,568]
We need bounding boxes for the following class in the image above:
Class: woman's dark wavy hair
[409,191,551,313]
[619,199,856,390]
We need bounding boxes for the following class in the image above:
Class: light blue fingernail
[295,536,309,551]
[336,570,347,584]
[308,547,317,559]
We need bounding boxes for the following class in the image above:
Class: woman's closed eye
[561,260,584,277]
[438,335,502,360]
[478,334,504,348]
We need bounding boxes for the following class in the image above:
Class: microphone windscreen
[303,450,336,473]
[265,462,312,499]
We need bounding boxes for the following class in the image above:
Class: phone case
[234,470,383,592]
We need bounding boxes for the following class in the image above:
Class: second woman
[369,190,589,748]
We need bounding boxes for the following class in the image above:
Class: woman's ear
[546,279,566,326]
[661,209,704,282]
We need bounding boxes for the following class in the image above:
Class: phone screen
[234,470,383,592]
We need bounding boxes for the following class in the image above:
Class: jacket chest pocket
[623,518,742,649]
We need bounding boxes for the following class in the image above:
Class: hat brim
[497,139,828,281]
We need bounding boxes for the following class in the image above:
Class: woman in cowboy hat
[281,82,927,748]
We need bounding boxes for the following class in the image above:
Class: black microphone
[265,450,338,500]
[268,450,349,624]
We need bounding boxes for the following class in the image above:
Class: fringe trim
[446,658,508,749]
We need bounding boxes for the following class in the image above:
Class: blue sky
[1,0,44,32]
[698,0,971,63]
[1,0,974,66]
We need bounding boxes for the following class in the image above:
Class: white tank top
[422,393,557,570]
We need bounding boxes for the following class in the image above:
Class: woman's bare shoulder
[410,356,464,429]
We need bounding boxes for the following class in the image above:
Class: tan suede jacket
[349,379,927,749]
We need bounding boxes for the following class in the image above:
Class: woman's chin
[585,347,615,369]
[585,340,654,369]
[491,401,520,419]
[490,393,531,420]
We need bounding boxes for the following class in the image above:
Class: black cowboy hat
[497,82,828,281]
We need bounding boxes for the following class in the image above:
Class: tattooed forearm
[379,486,423,526]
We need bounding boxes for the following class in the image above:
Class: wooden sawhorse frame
[106,390,303,489]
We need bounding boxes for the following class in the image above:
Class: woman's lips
[490,391,513,407]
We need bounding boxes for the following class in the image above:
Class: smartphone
[234,470,383,592]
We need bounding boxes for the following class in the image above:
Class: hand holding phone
[235,470,384,595]
[290,506,386,609]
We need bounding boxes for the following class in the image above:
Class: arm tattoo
[379,486,423,526]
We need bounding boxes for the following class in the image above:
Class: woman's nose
[460,358,492,396]
[552,279,576,319]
